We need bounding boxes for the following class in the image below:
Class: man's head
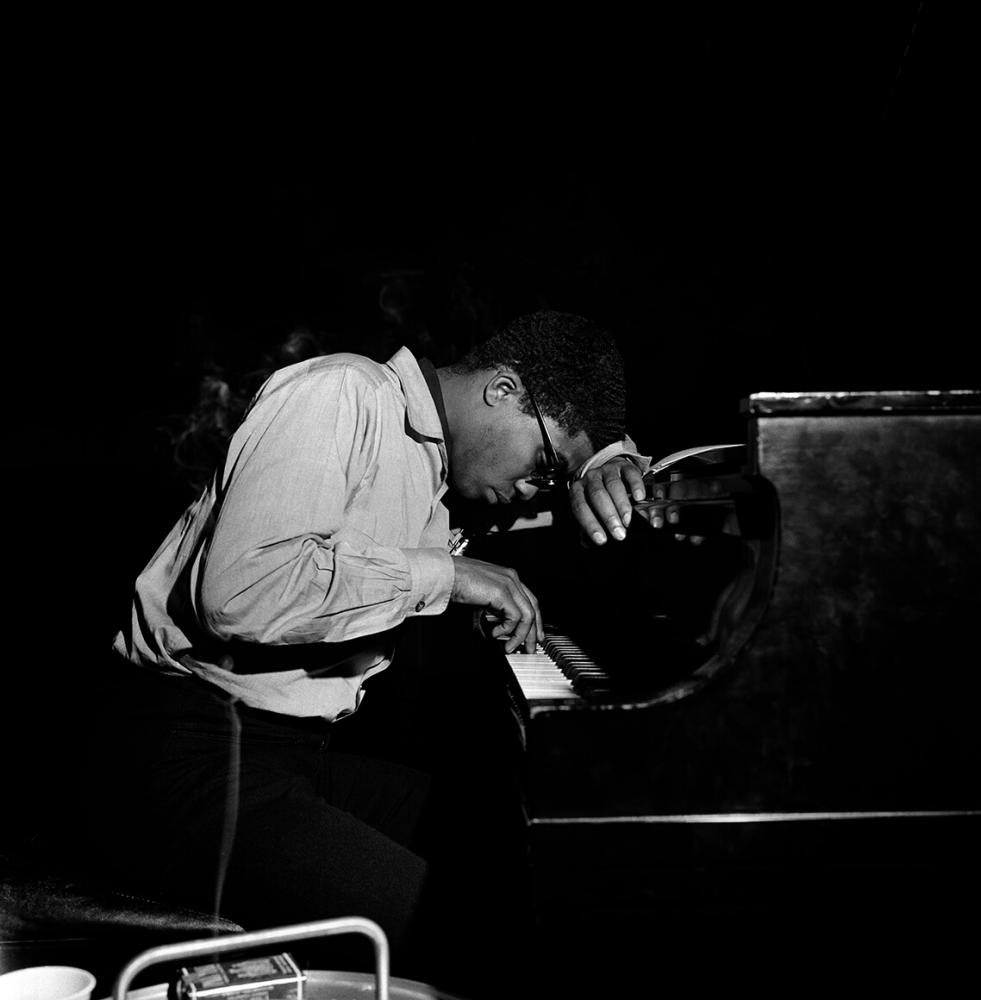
[438,310,627,504]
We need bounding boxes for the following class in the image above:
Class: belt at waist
[191,631,397,677]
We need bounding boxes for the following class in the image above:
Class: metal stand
[110,916,390,1000]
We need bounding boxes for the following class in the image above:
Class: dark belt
[191,631,397,676]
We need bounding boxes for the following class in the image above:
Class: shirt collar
[385,346,446,444]
[416,357,452,445]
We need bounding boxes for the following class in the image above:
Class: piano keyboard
[505,630,612,705]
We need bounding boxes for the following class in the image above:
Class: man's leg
[83,665,430,973]
[218,714,431,958]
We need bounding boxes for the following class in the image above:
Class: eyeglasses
[525,389,565,492]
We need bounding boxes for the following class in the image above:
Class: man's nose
[514,479,540,501]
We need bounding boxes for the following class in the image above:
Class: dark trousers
[82,616,535,998]
[81,659,431,973]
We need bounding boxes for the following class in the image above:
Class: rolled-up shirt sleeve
[196,365,453,645]
[574,433,652,479]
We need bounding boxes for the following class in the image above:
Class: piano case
[478,390,981,995]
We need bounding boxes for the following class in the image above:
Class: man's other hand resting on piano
[571,454,743,546]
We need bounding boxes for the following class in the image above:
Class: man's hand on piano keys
[569,455,647,545]
[450,556,543,654]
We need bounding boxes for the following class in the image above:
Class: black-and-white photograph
[3,5,977,998]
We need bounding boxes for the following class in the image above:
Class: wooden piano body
[471,390,980,993]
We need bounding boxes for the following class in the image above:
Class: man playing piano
[85,310,656,990]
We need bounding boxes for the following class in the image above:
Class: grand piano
[465,389,980,994]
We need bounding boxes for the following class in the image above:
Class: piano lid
[743,389,981,416]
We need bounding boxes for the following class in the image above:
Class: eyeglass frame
[524,389,565,492]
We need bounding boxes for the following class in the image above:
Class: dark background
[5,0,972,839]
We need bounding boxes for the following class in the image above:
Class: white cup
[0,966,96,1000]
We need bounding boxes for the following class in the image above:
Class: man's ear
[482,370,520,407]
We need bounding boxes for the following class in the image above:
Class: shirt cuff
[574,435,652,479]
[404,547,454,617]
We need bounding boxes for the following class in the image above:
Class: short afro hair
[449,310,626,450]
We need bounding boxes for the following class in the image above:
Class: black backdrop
[22,4,969,461]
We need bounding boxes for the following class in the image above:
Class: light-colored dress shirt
[114,347,457,719]
[114,346,650,720]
